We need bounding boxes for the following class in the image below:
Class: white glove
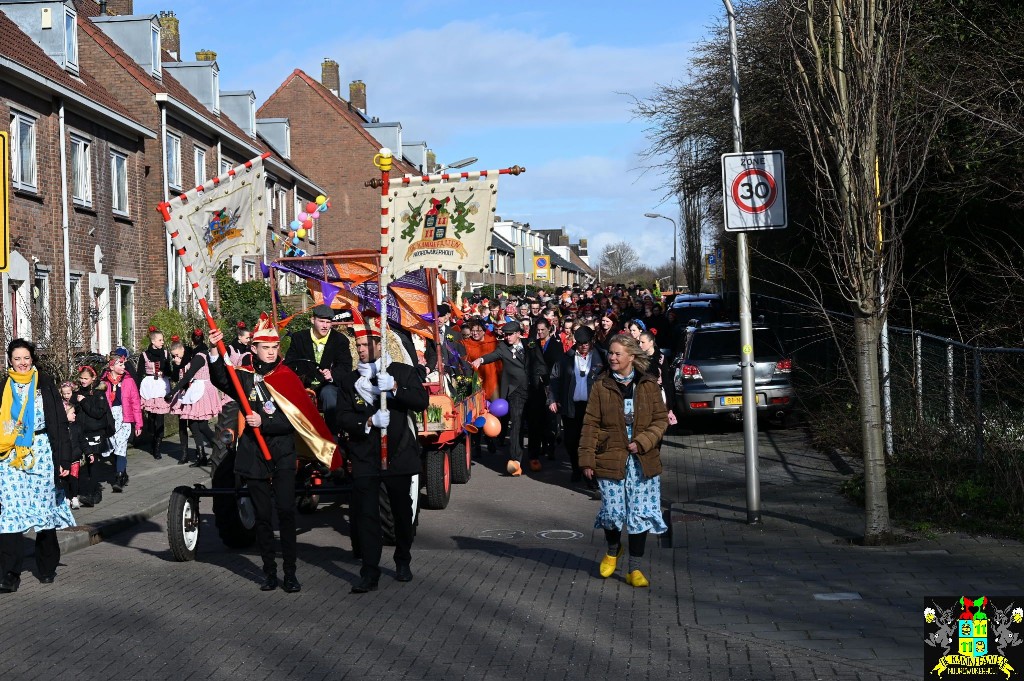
[371,409,390,429]
[355,375,380,404]
[356,362,377,379]
[376,372,396,393]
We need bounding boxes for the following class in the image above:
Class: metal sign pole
[724,0,760,524]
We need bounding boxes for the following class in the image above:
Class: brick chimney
[158,11,179,61]
[105,0,134,14]
[195,49,217,62]
[349,80,366,113]
[321,58,340,96]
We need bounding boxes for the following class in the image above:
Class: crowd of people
[0,283,686,594]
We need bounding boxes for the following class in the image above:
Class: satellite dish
[94,245,104,274]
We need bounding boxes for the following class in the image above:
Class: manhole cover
[536,530,584,540]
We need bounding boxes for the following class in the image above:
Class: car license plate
[722,396,743,406]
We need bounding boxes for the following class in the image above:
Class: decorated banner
[386,177,499,276]
[161,156,267,292]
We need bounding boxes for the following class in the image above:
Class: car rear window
[688,328,785,361]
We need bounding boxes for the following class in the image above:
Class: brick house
[1,1,155,357]
[257,62,418,253]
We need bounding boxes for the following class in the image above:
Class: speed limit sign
[722,150,787,231]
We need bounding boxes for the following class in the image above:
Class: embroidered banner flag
[386,177,499,277]
[161,156,268,293]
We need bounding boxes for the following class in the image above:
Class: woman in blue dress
[0,339,76,593]
[578,334,668,588]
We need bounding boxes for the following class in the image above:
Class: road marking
[814,592,862,601]
[536,530,584,540]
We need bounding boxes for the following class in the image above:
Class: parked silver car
[673,322,794,424]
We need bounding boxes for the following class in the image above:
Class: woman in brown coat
[578,334,668,588]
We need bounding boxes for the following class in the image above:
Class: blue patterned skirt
[595,454,668,535]
[0,432,76,534]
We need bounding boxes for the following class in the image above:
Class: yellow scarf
[0,367,38,469]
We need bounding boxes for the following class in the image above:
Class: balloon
[489,398,509,417]
[298,211,308,222]
[316,195,327,205]
[474,415,487,428]
[302,219,313,229]
[292,236,300,245]
[290,220,302,231]
[318,202,329,213]
[296,228,307,238]
[482,413,502,437]
[309,209,321,220]
[306,201,317,213]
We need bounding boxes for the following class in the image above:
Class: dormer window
[212,68,220,114]
[64,6,78,71]
[151,24,162,78]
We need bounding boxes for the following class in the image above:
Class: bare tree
[784,0,942,542]
[598,242,640,282]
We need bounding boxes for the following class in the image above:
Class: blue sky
[134,1,722,263]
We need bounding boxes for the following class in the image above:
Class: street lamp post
[645,213,678,293]
[437,156,478,172]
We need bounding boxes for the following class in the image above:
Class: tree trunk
[854,312,891,543]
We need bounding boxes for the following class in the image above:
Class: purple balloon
[489,398,509,417]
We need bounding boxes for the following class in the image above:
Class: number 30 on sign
[721,150,787,232]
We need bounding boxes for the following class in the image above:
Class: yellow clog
[599,545,624,578]
[625,570,650,588]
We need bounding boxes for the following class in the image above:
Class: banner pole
[374,148,393,471]
[157,152,273,462]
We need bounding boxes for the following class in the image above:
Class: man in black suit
[470,320,544,476]
[527,318,564,466]
[285,304,352,427]
[335,316,429,593]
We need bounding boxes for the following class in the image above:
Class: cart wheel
[380,474,419,546]
[297,493,320,515]
[167,489,200,562]
[424,448,451,510]
[212,450,257,549]
[450,435,472,484]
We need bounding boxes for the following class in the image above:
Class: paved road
[2,425,1021,680]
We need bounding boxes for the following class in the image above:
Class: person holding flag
[207,314,336,593]
[334,312,429,594]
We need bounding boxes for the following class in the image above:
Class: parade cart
[166,250,487,561]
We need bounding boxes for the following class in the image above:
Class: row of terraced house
[1,0,590,357]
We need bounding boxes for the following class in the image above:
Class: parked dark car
[673,322,794,425]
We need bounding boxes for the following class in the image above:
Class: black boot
[111,472,126,493]
[152,437,163,461]
[178,445,190,466]
[190,445,208,467]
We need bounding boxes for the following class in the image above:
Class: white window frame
[70,134,92,207]
[194,147,207,186]
[110,150,129,216]
[64,6,79,72]
[10,111,38,192]
[69,273,83,344]
[114,279,136,349]
[220,158,232,176]
[277,189,288,230]
[33,267,51,344]
[166,132,182,190]
[150,24,162,78]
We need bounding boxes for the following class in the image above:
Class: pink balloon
[298,211,308,221]
[309,210,321,220]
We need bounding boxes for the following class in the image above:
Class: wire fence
[751,295,1024,462]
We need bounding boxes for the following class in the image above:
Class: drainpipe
[58,98,71,334]
[158,98,172,306]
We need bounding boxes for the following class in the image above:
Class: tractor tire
[424,448,451,510]
[167,488,200,562]
[450,436,472,484]
[212,450,257,549]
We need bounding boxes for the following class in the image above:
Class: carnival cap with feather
[251,312,280,343]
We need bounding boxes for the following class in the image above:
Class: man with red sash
[208,313,336,593]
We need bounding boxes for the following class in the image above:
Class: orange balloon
[482,413,502,437]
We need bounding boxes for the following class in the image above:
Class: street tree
[599,242,640,282]
[783,0,942,543]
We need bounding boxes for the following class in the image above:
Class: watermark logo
[924,596,1023,677]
